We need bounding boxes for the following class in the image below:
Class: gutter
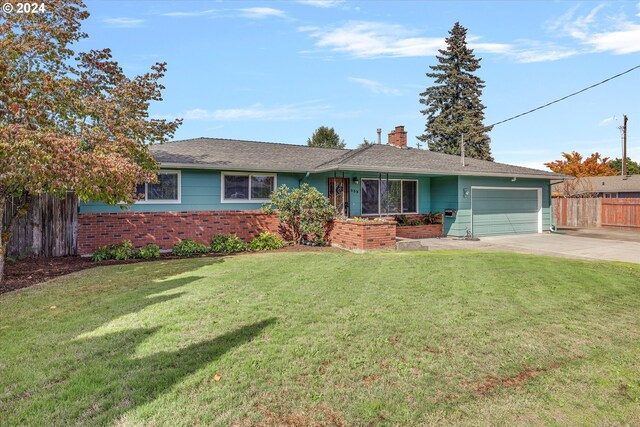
[159,162,566,180]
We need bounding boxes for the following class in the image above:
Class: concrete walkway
[409,233,640,264]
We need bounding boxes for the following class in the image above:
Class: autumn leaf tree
[0,0,181,282]
[544,152,619,177]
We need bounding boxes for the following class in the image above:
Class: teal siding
[430,176,460,236]
[80,169,302,213]
[303,172,429,217]
[80,167,552,236]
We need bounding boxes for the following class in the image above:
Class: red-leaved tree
[0,0,181,282]
[544,151,619,177]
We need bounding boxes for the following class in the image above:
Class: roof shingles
[151,137,560,179]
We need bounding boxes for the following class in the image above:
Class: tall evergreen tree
[307,126,345,149]
[418,22,493,161]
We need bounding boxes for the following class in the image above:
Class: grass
[1,251,639,426]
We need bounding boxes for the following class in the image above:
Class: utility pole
[622,115,628,176]
[461,133,465,166]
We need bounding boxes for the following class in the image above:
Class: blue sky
[81,0,640,170]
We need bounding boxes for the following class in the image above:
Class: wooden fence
[553,198,600,228]
[553,197,640,230]
[2,193,78,257]
[601,199,640,230]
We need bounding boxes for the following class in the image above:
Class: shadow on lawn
[20,318,277,425]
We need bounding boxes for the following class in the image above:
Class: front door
[328,178,350,217]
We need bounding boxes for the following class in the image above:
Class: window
[222,173,276,202]
[361,178,418,215]
[136,171,181,203]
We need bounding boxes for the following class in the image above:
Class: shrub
[91,245,114,262]
[263,183,336,244]
[394,215,409,226]
[172,239,210,256]
[250,232,284,251]
[211,234,250,253]
[425,212,443,224]
[113,240,135,260]
[135,243,161,259]
[394,212,442,226]
[91,240,137,262]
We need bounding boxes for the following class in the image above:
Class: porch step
[396,238,429,251]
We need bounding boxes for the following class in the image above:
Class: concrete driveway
[416,233,640,264]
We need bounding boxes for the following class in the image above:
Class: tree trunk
[0,194,31,285]
[0,197,7,285]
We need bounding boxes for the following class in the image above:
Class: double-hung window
[222,173,276,202]
[136,171,181,203]
[361,179,418,215]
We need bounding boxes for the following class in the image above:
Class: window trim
[221,172,278,203]
[135,170,182,204]
[360,178,419,215]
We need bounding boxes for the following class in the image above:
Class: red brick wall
[78,210,280,255]
[327,219,396,251]
[396,223,443,239]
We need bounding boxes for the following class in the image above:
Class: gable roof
[151,137,562,179]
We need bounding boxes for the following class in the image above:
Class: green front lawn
[1,252,639,426]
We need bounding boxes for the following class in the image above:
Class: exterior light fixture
[352,176,359,185]
[463,188,470,198]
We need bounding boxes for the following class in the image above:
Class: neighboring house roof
[151,137,562,179]
[553,175,640,195]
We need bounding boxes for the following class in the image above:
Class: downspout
[298,171,310,187]
[549,179,566,232]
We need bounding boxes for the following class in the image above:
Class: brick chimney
[388,125,407,148]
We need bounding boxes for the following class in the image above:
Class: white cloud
[509,46,578,63]
[598,116,618,126]
[348,77,401,96]
[468,35,577,62]
[183,101,331,121]
[304,21,577,63]
[103,17,144,28]
[162,9,216,17]
[305,21,444,59]
[548,4,640,55]
[296,0,345,8]
[238,7,287,19]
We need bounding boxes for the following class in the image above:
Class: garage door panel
[472,188,539,236]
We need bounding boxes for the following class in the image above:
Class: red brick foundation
[395,223,443,239]
[78,210,280,255]
[327,219,396,252]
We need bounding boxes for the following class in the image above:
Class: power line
[489,64,640,128]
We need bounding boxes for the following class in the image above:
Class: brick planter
[78,210,280,255]
[395,223,443,239]
[327,219,396,252]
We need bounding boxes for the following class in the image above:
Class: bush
[135,243,161,259]
[91,245,114,262]
[91,240,137,261]
[262,183,336,244]
[172,239,210,256]
[210,234,250,253]
[250,232,284,251]
[394,212,442,227]
[113,240,135,260]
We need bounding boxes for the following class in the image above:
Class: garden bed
[396,223,443,239]
[394,213,443,239]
